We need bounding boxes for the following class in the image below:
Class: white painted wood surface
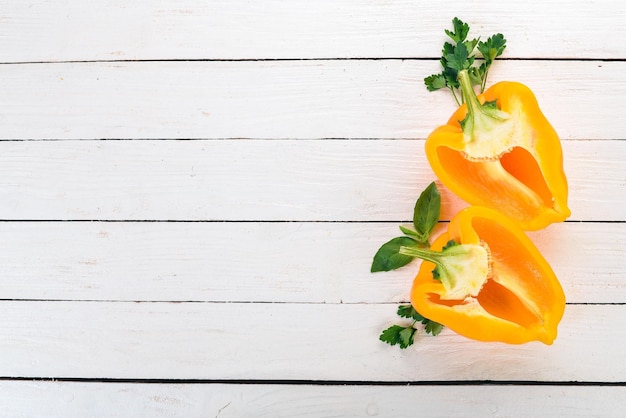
[1,0,624,61]
[1,1,625,416]
[2,382,625,418]
[1,302,624,381]
[4,381,626,418]
[0,221,624,303]
[0,60,622,140]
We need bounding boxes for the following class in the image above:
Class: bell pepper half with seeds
[407,205,565,345]
[424,18,570,231]
[373,182,565,347]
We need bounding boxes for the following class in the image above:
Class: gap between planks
[1,376,626,386]
[2,57,625,66]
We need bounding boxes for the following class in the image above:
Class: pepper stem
[457,69,510,142]
[458,70,484,119]
[399,242,492,300]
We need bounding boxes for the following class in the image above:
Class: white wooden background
[1,1,626,416]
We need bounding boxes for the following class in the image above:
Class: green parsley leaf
[442,41,455,58]
[444,17,470,43]
[468,65,485,87]
[397,304,426,322]
[443,66,460,89]
[476,33,506,91]
[398,305,444,336]
[381,305,445,348]
[477,33,506,65]
[425,320,444,336]
[413,181,441,244]
[463,38,479,56]
[380,325,404,346]
[425,18,507,97]
[399,327,416,348]
[424,73,447,91]
[380,325,416,349]
[444,41,469,72]
[371,236,419,272]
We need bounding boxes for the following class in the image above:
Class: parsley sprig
[372,182,446,349]
[425,17,506,105]
[379,305,444,349]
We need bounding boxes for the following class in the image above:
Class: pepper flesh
[410,206,566,345]
[425,73,570,230]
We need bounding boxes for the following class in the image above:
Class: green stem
[458,69,484,120]
[398,246,447,269]
[456,69,510,146]
[398,242,492,300]
[481,68,489,93]
[449,86,461,106]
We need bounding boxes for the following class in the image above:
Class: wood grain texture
[0,302,623,382]
[1,381,624,418]
[0,221,624,304]
[0,139,623,222]
[0,60,622,140]
[1,0,624,414]
[1,0,624,61]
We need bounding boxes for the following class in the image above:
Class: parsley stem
[450,87,461,106]
[481,68,489,93]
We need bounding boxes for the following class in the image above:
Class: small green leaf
[398,305,444,336]
[425,320,444,336]
[398,327,416,348]
[444,42,469,72]
[445,17,470,43]
[371,236,419,272]
[441,41,455,57]
[379,325,402,345]
[426,19,507,98]
[379,325,405,347]
[413,182,441,243]
[397,304,426,322]
[381,306,444,348]
[463,38,479,56]
[380,325,416,349]
[477,33,506,64]
[399,225,421,239]
[468,65,485,87]
[424,73,447,91]
[443,66,459,89]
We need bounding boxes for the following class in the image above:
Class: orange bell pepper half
[423,18,570,230]
[426,71,571,230]
[407,206,566,345]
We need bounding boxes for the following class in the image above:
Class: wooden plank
[0,1,624,61]
[0,139,624,222]
[0,302,623,382]
[0,221,623,304]
[1,381,624,418]
[0,60,622,140]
